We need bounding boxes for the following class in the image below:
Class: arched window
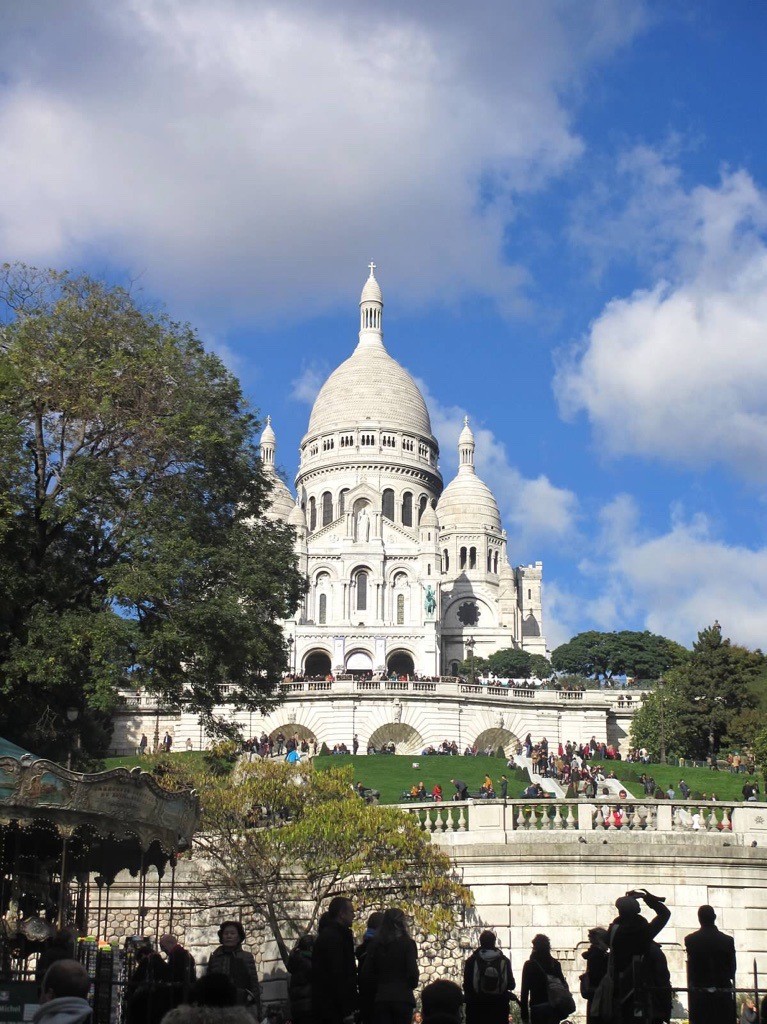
[356,571,368,611]
[382,488,395,521]
[396,593,405,625]
[418,494,428,523]
[318,593,327,624]
[339,488,349,515]
[487,551,492,572]
[494,552,499,574]
[469,547,477,569]
[321,491,333,526]
[460,546,467,570]
[402,492,413,527]
[443,549,449,572]
[309,496,317,531]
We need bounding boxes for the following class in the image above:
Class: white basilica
[260,266,546,679]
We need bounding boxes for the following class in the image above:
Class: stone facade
[96,801,767,1021]
[263,266,546,681]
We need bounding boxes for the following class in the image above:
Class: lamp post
[287,635,295,677]
[658,678,666,765]
[709,719,716,767]
[65,707,80,770]
[466,636,476,686]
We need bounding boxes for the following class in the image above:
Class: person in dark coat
[160,934,197,989]
[356,913,384,1024]
[519,934,568,1024]
[609,890,671,1024]
[311,896,358,1024]
[684,905,736,1024]
[35,931,76,992]
[358,907,418,1024]
[207,922,261,1019]
[462,930,514,1024]
[287,935,314,1024]
[581,927,609,1024]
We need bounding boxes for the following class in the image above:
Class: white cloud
[0,1,645,323]
[290,363,329,405]
[556,162,767,480]
[417,380,579,558]
[576,496,767,650]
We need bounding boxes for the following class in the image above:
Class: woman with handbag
[519,934,574,1024]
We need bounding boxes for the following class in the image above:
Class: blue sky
[2,1,766,650]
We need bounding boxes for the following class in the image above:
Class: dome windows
[402,437,414,453]
[321,491,333,526]
[382,434,396,448]
[382,488,395,521]
[340,434,354,448]
[360,433,375,447]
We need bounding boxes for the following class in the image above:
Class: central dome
[307,347,433,436]
[306,265,434,440]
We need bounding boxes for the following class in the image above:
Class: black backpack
[473,952,508,996]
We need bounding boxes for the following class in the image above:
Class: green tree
[629,686,688,761]
[0,264,303,762]
[487,648,532,678]
[551,630,688,682]
[753,728,767,775]
[175,760,472,966]
[529,654,553,679]
[672,623,763,758]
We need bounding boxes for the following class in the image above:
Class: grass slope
[608,761,762,801]
[313,754,528,804]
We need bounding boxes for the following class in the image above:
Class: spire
[358,261,384,349]
[260,415,276,468]
[458,416,475,472]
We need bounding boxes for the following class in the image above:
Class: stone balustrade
[402,798,767,841]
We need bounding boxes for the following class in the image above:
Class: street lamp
[466,636,476,686]
[65,707,80,770]
[658,678,666,765]
[287,635,295,677]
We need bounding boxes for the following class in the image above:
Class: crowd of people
[33,890,756,1024]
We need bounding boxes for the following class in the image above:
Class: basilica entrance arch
[346,650,373,675]
[304,650,331,677]
[387,651,415,677]
[368,723,423,755]
[270,724,316,744]
[473,727,519,758]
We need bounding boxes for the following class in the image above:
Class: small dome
[288,501,307,528]
[264,473,294,522]
[438,473,501,532]
[421,503,439,528]
[437,420,501,532]
[360,263,382,304]
[458,417,474,447]
[260,415,276,445]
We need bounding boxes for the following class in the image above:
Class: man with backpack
[462,930,515,1024]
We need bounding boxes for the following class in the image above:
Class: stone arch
[473,727,520,757]
[269,723,316,743]
[387,650,415,676]
[304,649,332,676]
[346,649,373,673]
[368,722,423,755]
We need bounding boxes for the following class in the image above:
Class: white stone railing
[401,798,767,839]
[276,677,618,705]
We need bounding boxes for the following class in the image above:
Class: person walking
[359,907,419,1024]
[462,930,514,1024]
[519,934,573,1024]
[684,905,736,1024]
[311,896,358,1024]
[287,935,314,1024]
[580,927,609,1024]
[357,912,384,1024]
[207,922,261,1019]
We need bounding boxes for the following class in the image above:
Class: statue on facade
[424,585,436,615]
[356,506,370,542]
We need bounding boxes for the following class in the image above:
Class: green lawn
[607,761,763,802]
[313,754,528,804]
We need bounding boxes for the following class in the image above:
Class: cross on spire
[368,261,376,275]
